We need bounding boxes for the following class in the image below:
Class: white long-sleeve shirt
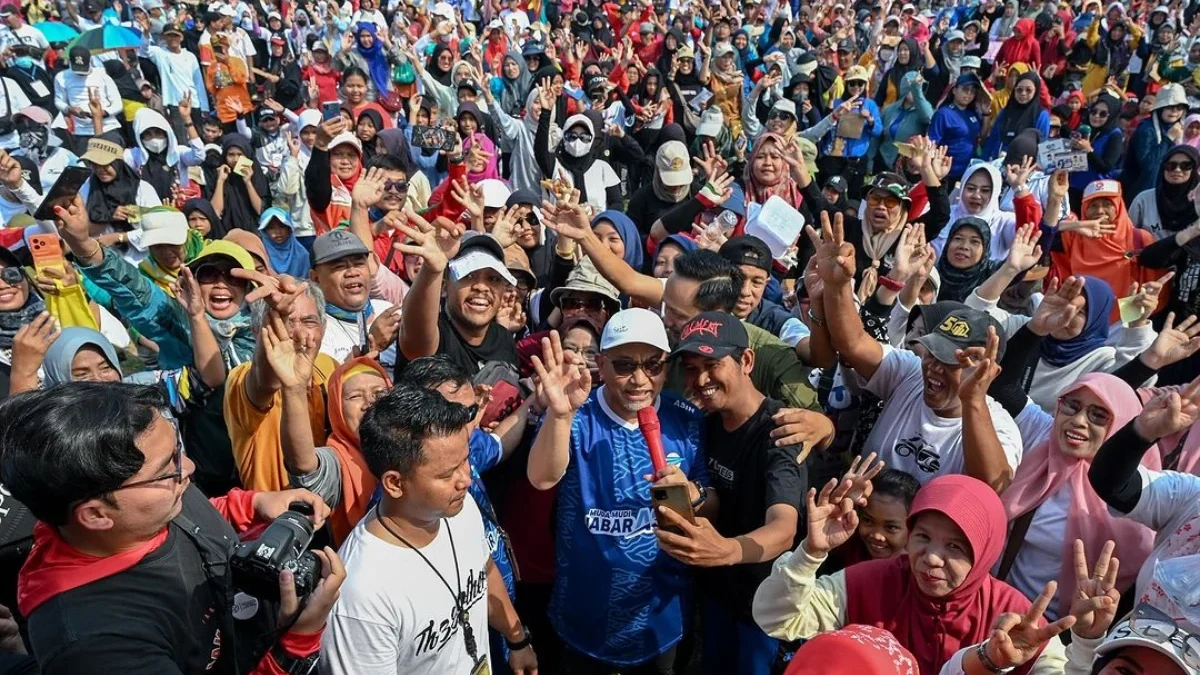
[52,69,122,136]
[146,44,210,110]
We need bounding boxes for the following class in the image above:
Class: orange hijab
[326,357,391,545]
[1050,179,1163,323]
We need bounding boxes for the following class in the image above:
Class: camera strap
[375,510,479,663]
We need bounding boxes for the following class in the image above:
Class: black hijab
[183,197,224,238]
[218,134,271,234]
[996,72,1044,148]
[1090,93,1122,136]
[86,160,142,231]
[1156,145,1200,233]
[880,38,921,105]
[428,44,453,87]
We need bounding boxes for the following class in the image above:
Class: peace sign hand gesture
[1069,539,1121,640]
[980,581,1078,670]
[802,478,860,557]
[804,210,856,286]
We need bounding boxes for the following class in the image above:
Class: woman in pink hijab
[999,372,1158,620]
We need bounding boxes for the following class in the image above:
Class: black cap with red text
[671,311,748,360]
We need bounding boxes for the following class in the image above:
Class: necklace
[375,509,479,661]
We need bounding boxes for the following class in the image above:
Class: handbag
[377,87,404,113]
[392,60,415,85]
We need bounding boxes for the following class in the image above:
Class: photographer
[0,383,346,675]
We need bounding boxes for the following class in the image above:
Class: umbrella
[32,21,80,43]
[70,24,143,52]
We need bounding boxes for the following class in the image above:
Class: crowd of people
[4,0,1200,673]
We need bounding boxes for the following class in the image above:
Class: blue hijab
[661,234,698,256]
[259,207,311,279]
[355,22,391,97]
[592,210,644,271]
[1040,276,1115,367]
[43,327,122,386]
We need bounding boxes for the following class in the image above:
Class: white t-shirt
[550,159,620,212]
[320,298,396,367]
[1125,468,1200,631]
[322,495,492,675]
[860,346,1024,483]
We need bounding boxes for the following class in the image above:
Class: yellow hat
[187,240,256,272]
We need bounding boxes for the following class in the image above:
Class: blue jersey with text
[548,388,707,666]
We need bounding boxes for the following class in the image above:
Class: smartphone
[410,125,445,150]
[32,166,91,221]
[321,100,341,121]
[28,234,66,279]
[440,129,459,152]
[652,483,696,534]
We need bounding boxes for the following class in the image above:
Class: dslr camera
[231,501,321,601]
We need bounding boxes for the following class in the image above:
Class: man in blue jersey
[528,308,713,675]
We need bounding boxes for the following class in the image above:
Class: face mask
[336,18,349,31]
[297,19,307,25]
[144,137,168,154]
[14,56,33,69]
[19,129,46,153]
[565,139,590,157]
[879,48,895,61]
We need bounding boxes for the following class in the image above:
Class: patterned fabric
[784,625,918,675]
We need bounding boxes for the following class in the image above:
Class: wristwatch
[505,624,533,651]
[271,645,319,674]
[690,481,708,509]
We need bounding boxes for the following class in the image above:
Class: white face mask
[144,137,168,154]
[565,139,590,157]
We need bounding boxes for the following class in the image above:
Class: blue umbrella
[70,24,143,52]
[32,21,79,43]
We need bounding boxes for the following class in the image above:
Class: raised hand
[693,140,728,180]
[1028,276,1085,337]
[888,225,925,282]
[52,195,93,245]
[178,91,193,120]
[489,205,520,248]
[1069,539,1121,640]
[1004,154,1036,189]
[496,290,527,333]
[956,326,1002,403]
[1143,313,1200,369]
[391,208,463,273]
[1048,169,1069,200]
[367,305,402,354]
[841,453,885,506]
[803,478,860,556]
[802,254,825,302]
[87,87,104,118]
[530,330,591,417]
[1127,271,1174,326]
[171,267,206,318]
[1133,378,1200,441]
[804,210,856,286]
[0,150,24,189]
[1058,219,1118,239]
[236,271,310,317]
[1005,222,1043,273]
[982,581,1077,670]
[540,189,591,241]
[450,178,484,224]
[261,312,316,389]
[11,312,60,373]
[351,166,388,209]
[315,117,346,150]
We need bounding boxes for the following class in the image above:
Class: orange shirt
[206,55,252,124]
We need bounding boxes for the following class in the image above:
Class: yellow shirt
[224,354,338,492]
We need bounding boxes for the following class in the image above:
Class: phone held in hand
[321,100,341,121]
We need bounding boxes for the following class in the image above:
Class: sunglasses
[1128,603,1200,669]
[1166,160,1196,172]
[767,110,796,122]
[1057,396,1113,427]
[1090,108,1110,118]
[564,131,594,143]
[867,191,902,209]
[194,263,247,287]
[560,296,605,312]
[0,267,24,286]
[1050,123,1062,130]
[607,356,666,377]
[384,179,409,193]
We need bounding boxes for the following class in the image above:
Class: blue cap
[722,183,746,217]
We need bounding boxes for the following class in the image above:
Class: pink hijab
[1002,372,1158,617]
[463,132,501,182]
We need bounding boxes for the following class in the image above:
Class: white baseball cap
[448,233,517,286]
[479,179,512,209]
[135,208,189,249]
[601,308,670,353]
[1094,615,1199,675]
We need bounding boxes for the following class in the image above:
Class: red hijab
[785,625,918,675]
[844,475,1046,675]
[997,18,1042,68]
[744,133,804,207]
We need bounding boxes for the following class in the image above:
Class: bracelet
[690,481,708,508]
[505,624,533,651]
[975,640,1005,674]
[878,275,905,292]
[807,308,826,327]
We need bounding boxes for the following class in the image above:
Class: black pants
[562,644,678,675]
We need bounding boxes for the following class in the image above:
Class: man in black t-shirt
[396,230,519,379]
[656,311,806,675]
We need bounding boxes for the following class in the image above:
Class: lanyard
[375,509,479,661]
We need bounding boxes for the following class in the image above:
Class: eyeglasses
[1166,160,1196,172]
[607,356,666,377]
[866,191,902,209]
[1090,108,1110,118]
[1056,396,1114,427]
[767,110,796,122]
[1050,123,1062,130]
[564,131,594,143]
[1128,603,1200,669]
[0,267,24,286]
[89,416,186,503]
[384,179,409,193]
[560,296,605,312]
[194,263,247,287]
